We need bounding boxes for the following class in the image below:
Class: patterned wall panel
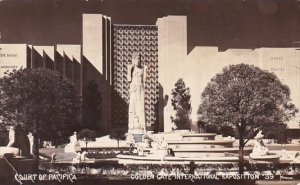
[112,25,159,128]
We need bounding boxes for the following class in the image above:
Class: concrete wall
[82,14,112,79]
[82,14,112,133]
[0,44,27,78]
[82,14,104,74]
[184,47,300,128]
[56,44,82,95]
[2,14,299,133]
[156,16,187,132]
[103,16,112,85]
[111,25,159,131]
[259,48,300,128]
[32,46,55,69]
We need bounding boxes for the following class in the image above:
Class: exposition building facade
[0,14,299,134]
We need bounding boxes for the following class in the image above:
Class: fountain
[249,131,281,163]
[117,131,253,164]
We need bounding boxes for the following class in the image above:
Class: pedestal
[132,134,143,143]
[64,132,81,153]
[128,129,144,143]
[64,142,81,153]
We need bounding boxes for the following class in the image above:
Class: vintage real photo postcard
[0,0,300,185]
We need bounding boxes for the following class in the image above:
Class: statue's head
[132,51,141,67]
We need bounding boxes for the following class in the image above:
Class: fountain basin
[168,139,235,149]
[172,147,253,157]
[117,154,239,164]
[249,153,281,163]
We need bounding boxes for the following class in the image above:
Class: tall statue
[127,52,147,134]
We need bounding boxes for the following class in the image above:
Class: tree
[109,127,126,148]
[77,129,96,149]
[171,78,192,130]
[83,80,102,130]
[0,68,81,169]
[197,64,298,174]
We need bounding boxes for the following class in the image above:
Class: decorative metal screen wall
[112,25,159,128]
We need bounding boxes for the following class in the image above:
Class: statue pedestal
[65,142,81,153]
[64,132,81,153]
[132,134,144,143]
[128,129,144,143]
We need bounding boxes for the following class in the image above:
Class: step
[182,133,216,141]
[172,147,253,158]
[117,154,240,164]
[168,139,235,149]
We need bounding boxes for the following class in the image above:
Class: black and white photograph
[0,0,300,184]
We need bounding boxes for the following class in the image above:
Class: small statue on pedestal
[251,131,269,156]
[7,126,16,147]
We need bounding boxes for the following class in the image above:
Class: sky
[0,0,300,53]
